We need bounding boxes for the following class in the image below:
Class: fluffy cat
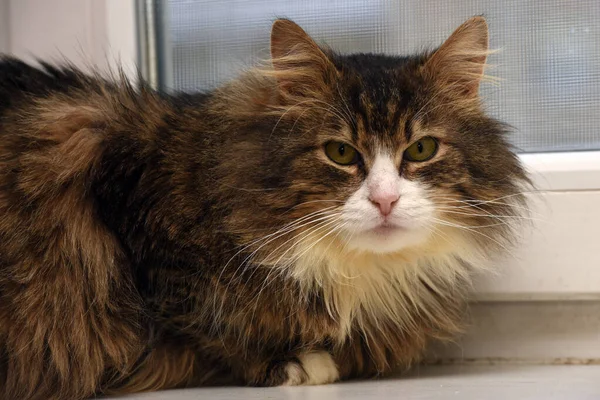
[0,16,528,399]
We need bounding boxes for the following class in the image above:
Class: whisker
[243,220,347,327]
[335,83,357,130]
[252,214,342,267]
[232,206,339,249]
[435,209,542,222]
[277,221,348,276]
[211,209,339,317]
[430,217,511,252]
[269,99,320,139]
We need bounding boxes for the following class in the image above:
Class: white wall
[2,0,136,73]
[0,0,9,52]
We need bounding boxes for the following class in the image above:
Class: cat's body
[0,18,528,399]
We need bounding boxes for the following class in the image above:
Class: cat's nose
[369,192,400,216]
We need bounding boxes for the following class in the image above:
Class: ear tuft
[269,19,335,99]
[270,19,316,61]
[424,16,491,98]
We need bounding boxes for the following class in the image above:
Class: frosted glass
[161,0,600,153]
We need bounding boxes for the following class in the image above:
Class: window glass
[161,0,600,153]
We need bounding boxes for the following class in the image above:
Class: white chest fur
[288,234,482,342]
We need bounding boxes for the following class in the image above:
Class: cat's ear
[270,19,336,98]
[424,16,490,98]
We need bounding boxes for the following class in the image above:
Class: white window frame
[5,0,599,301]
[478,151,600,301]
[522,151,600,192]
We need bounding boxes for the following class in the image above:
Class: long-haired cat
[0,16,528,399]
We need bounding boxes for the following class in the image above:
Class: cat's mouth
[370,222,405,236]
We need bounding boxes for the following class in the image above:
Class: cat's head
[219,17,528,266]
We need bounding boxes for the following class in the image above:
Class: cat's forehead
[336,54,427,157]
[351,92,411,154]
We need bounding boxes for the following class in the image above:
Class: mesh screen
[162,0,600,153]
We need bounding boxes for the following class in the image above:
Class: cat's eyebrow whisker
[416,80,486,120]
[306,98,356,129]
[288,105,321,137]
[416,95,464,119]
[269,99,321,138]
[293,120,326,139]
[413,87,445,121]
[335,84,357,130]
[293,104,351,130]
[413,82,463,120]
[271,97,354,138]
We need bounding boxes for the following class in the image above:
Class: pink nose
[369,192,399,216]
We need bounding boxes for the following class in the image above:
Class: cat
[0,16,528,400]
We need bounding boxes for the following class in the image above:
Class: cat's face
[222,17,528,261]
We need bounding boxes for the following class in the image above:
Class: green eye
[404,137,438,162]
[325,141,360,165]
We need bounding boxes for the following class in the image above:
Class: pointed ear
[424,16,490,98]
[270,19,336,98]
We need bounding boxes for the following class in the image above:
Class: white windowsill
[107,365,600,400]
[520,150,600,192]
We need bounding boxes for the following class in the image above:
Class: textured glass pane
[161,0,600,153]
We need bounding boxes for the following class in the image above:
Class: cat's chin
[344,225,431,254]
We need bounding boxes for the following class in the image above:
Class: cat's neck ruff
[286,232,484,342]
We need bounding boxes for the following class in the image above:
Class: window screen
[154,0,600,153]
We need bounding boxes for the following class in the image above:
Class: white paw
[283,351,340,386]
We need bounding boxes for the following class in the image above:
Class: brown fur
[0,17,528,399]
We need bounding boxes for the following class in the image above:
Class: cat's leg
[239,335,393,386]
[282,351,340,385]
[232,349,340,386]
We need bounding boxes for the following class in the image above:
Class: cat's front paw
[283,351,340,386]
